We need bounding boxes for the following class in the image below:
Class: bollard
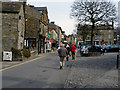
[117,55,119,69]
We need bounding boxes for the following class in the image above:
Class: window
[40,11,42,13]
[109,34,112,39]
[87,35,90,40]
[100,34,104,39]
[95,35,98,39]
[21,43,23,49]
[19,16,21,20]
[109,30,112,32]
[100,30,103,32]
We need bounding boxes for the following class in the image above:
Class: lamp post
[117,35,119,44]
[24,18,27,47]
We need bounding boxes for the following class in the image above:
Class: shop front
[24,38,36,49]
[38,34,46,54]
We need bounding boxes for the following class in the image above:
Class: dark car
[103,44,119,52]
[80,45,103,56]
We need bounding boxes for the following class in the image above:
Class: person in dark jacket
[66,44,70,61]
[58,44,68,69]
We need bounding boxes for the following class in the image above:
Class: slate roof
[2,2,24,13]
[34,7,47,11]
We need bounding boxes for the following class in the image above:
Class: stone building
[48,22,62,48]
[34,7,49,53]
[66,35,71,44]
[24,5,42,54]
[58,27,62,46]
[25,5,50,54]
[68,34,76,45]
[77,25,114,45]
[96,29,114,45]
[2,2,25,51]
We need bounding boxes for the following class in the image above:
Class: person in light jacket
[58,44,68,69]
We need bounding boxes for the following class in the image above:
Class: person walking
[66,44,70,61]
[58,44,68,69]
[71,44,76,60]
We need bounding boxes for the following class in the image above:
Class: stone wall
[98,30,114,44]
[25,5,41,39]
[2,13,19,51]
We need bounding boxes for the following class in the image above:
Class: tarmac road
[2,52,119,89]
[2,53,72,88]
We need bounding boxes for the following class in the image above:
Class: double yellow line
[0,56,44,72]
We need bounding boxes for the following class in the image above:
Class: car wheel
[105,50,107,53]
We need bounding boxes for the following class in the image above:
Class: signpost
[117,50,120,69]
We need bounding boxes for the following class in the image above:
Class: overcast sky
[12,0,120,35]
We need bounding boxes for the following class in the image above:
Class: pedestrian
[71,44,76,60]
[57,45,61,51]
[58,44,68,69]
[66,44,70,61]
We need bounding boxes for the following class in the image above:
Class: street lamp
[24,18,27,47]
[117,35,119,44]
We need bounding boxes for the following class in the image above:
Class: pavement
[1,52,53,70]
[64,53,119,88]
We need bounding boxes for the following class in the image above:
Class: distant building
[95,29,114,45]
[66,34,76,45]
[2,2,25,51]
[48,22,62,48]
[77,25,114,45]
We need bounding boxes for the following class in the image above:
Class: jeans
[71,51,75,59]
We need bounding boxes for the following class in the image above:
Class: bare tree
[71,0,117,46]
[77,24,90,43]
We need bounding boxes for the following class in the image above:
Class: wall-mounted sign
[3,51,12,61]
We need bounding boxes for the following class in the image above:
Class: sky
[27,0,75,35]
[11,0,120,35]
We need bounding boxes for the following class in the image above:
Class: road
[2,53,72,88]
[2,52,119,88]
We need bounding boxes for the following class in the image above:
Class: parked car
[80,45,104,56]
[80,45,91,56]
[103,44,119,52]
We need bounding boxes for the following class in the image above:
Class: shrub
[88,52,101,56]
[24,46,29,49]
[22,48,31,58]
[11,47,22,61]
[88,46,97,52]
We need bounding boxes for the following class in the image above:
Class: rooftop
[34,7,47,11]
[2,2,24,13]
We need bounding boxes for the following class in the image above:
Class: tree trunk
[91,24,95,46]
